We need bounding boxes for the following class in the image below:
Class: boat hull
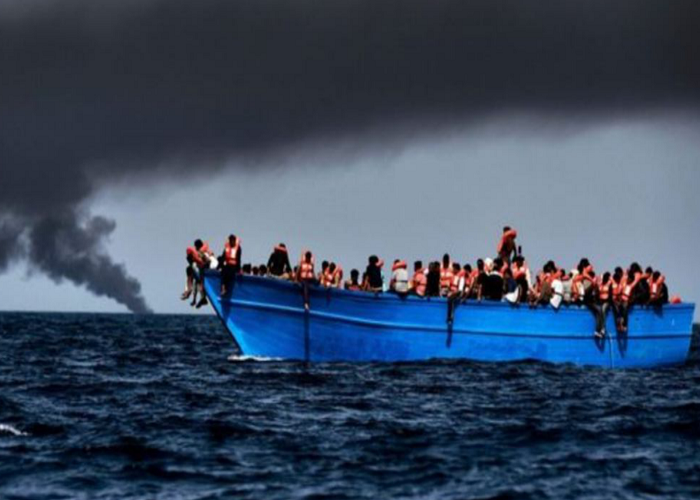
[203,271,695,368]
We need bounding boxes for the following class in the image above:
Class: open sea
[0,312,698,500]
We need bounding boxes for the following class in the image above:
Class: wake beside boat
[203,271,695,368]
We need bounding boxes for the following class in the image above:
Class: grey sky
[3,116,699,317]
[0,1,699,314]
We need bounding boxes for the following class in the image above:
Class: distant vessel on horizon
[203,271,695,369]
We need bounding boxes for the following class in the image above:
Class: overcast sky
[1,1,699,316]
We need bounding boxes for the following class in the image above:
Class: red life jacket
[599,280,612,302]
[412,269,427,297]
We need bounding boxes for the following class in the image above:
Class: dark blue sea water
[0,313,699,500]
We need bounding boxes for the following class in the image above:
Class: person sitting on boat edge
[220,234,241,296]
[190,239,215,308]
[511,255,529,303]
[363,255,384,293]
[332,263,344,288]
[267,243,292,280]
[297,250,317,311]
[345,269,362,291]
[448,262,466,300]
[439,254,454,297]
[318,261,329,284]
[390,259,410,296]
[426,262,441,297]
[410,261,427,297]
[320,262,334,288]
[576,258,607,338]
[181,242,202,302]
[474,259,487,301]
[482,258,505,301]
[649,271,669,307]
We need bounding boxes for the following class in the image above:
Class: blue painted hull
[203,271,695,368]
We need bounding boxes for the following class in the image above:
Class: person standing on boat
[363,256,384,293]
[220,234,241,295]
[497,227,518,264]
[410,261,427,297]
[267,243,292,279]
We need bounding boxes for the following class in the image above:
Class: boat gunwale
[205,270,695,314]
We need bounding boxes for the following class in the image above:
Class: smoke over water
[0,0,698,311]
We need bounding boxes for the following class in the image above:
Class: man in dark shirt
[426,261,441,297]
[267,243,292,278]
[364,255,384,292]
[483,258,505,301]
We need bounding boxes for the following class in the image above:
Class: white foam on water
[227,354,283,363]
[0,424,28,437]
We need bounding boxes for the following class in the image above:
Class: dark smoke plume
[0,0,698,311]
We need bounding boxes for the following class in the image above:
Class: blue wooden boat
[203,271,695,368]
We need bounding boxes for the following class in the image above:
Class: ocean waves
[0,313,698,499]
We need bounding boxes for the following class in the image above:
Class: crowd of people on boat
[182,227,681,338]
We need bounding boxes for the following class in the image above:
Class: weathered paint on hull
[203,271,695,368]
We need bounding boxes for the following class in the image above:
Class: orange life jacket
[650,275,666,300]
[511,263,527,281]
[622,275,641,303]
[187,246,204,267]
[497,229,518,256]
[450,270,466,293]
[321,269,334,287]
[333,266,344,287]
[612,278,624,303]
[299,253,315,281]
[440,265,454,290]
[599,280,612,302]
[224,241,240,266]
[412,270,427,297]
